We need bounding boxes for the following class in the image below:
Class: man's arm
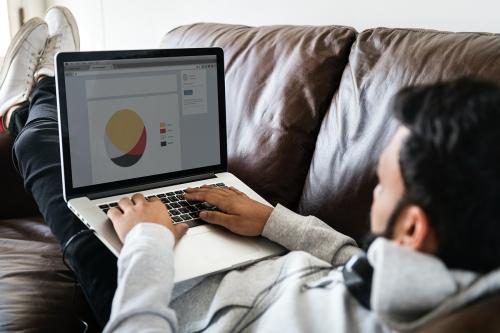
[184,186,362,266]
[262,204,362,265]
[104,223,177,333]
[104,194,189,333]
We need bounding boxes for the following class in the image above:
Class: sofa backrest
[161,23,356,209]
[163,25,500,242]
[299,28,500,241]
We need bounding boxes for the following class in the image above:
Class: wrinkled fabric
[368,238,500,332]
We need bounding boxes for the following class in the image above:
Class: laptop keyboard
[98,183,227,228]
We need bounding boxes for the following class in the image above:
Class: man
[2,8,500,332]
[100,78,500,332]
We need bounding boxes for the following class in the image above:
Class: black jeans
[11,77,116,327]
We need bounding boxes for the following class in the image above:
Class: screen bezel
[56,48,227,200]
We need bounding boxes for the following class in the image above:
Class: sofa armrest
[0,133,39,218]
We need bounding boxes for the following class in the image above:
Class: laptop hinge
[87,173,217,200]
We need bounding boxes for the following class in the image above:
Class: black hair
[391,77,500,273]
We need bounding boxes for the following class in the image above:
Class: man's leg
[12,77,117,326]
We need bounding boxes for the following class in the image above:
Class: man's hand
[184,185,273,236]
[107,193,188,243]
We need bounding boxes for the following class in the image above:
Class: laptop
[55,48,284,282]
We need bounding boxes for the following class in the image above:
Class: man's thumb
[174,223,189,241]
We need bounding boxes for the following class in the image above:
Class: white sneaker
[0,18,48,120]
[35,6,80,79]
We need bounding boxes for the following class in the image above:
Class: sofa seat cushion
[162,23,357,209]
[0,218,98,332]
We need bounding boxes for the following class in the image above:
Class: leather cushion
[0,218,98,332]
[299,28,500,241]
[161,23,356,209]
[411,292,500,333]
[0,133,38,219]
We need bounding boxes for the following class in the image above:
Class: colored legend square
[160,128,166,134]
[161,142,167,147]
[160,122,166,128]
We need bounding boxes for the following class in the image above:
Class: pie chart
[105,109,147,167]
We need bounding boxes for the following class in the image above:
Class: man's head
[368,78,500,273]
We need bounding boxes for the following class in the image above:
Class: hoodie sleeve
[103,223,178,333]
[262,204,362,266]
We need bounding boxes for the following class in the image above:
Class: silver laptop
[55,48,283,282]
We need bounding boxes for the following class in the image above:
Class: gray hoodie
[103,204,500,332]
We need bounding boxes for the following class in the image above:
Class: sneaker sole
[48,6,80,50]
[0,18,47,89]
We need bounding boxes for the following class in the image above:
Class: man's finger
[173,223,189,241]
[118,197,134,211]
[185,187,218,194]
[183,191,231,211]
[199,210,235,230]
[131,193,146,205]
[185,186,210,192]
[107,207,122,221]
[189,186,229,195]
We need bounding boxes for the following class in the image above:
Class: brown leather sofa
[1,23,500,332]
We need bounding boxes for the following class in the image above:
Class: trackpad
[173,226,264,282]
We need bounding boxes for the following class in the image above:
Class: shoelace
[22,44,40,98]
[38,34,62,69]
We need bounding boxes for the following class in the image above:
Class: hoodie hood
[367,238,500,331]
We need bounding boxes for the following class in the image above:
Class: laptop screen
[62,54,221,188]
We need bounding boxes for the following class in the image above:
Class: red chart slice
[128,128,147,156]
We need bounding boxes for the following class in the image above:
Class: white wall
[17,0,500,51]
[6,0,46,37]
[1,0,48,58]
[0,0,10,57]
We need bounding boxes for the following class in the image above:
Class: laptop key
[201,202,216,210]
[98,204,109,209]
[170,202,181,208]
[175,190,183,194]
[178,207,189,214]
[166,203,173,210]
[180,214,191,220]
[157,194,166,198]
[169,209,180,216]
[103,208,110,214]
[172,216,182,223]
[178,200,190,207]
[189,212,198,219]
[187,206,198,213]
[194,203,205,210]
[176,195,184,200]
[186,219,206,228]
[109,202,118,207]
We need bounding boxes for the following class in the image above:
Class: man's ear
[394,206,438,254]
